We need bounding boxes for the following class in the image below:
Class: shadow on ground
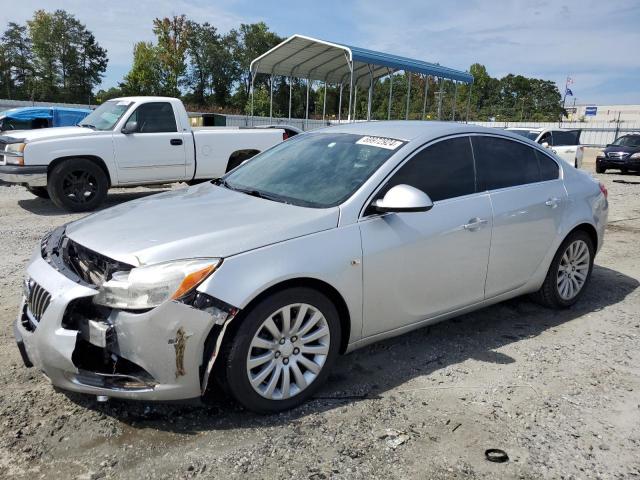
[16,188,171,217]
[63,265,637,434]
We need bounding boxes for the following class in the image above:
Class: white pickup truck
[506,127,585,169]
[0,96,286,211]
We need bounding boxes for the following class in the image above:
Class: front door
[359,136,492,338]
[113,101,187,183]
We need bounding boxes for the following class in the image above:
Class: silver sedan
[15,121,608,413]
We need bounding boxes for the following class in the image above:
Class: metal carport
[249,34,474,126]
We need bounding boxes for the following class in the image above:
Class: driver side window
[377,136,477,203]
[124,102,177,133]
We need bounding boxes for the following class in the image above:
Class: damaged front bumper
[15,251,237,401]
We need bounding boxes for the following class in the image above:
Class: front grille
[606,152,629,159]
[24,279,51,327]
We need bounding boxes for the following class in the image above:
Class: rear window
[473,136,540,190]
[552,130,580,146]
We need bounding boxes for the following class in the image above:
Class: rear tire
[530,230,594,309]
[26,186,50,199]
[220,287,341,413]
[48,158,108,212]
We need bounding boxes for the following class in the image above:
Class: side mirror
[373,184,433,213]
[541,142,550,148]
[121,121,138,134]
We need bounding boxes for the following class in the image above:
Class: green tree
[120,42,165,95]
[152,15,190,97]
[1,22,34,99]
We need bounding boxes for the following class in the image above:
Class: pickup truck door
[113,101,188,183]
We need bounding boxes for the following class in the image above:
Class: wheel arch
[226,149,260,172]
[217,277,352,356]
[566,222,598,250]
[48,155,112,187]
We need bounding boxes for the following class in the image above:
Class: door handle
[545,197,560,208]
[170,138,183,146]
[463,217,488,231]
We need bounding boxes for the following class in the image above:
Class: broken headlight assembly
[92,258,221,310]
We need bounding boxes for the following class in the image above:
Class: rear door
[113,102,188,183]
[359,136,492,337]
[472,135,566,297]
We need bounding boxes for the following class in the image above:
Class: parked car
[0,97,285,211]
[14,122,608,413]
[506,127,585,168]
[0,106,91,132]
[595,133,640,174]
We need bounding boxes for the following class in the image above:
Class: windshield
[223,133,404,208]
[612,135,640,148]
[509,130,539,141]
[79,100,132,131]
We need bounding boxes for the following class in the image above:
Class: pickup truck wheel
[26,186,50,199]
[48,159,108,212]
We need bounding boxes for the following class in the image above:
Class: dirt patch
[0,172,639,479]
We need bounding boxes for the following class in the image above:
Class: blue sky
[3,0,639,104]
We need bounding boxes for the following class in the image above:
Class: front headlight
[5,142,26,165]
[93,258,221,310]
[630,152,640,159]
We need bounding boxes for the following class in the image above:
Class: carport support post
[322,81,327,122]
[338,84,343,122]
[288,76,293,121]
[465,83,473,123]
[437,77,444,120]
[405,72,412,120]
[347,62,354,121]
[388,70,394,120]
[249,66,256,126]
[353,85,358,120]
[367,66,374,121]
[422,75,429,120]
[269,74,274,122]
[305,77,310,130]
[451,81,458,121]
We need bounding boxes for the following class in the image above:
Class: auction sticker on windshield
[356,136,404,150]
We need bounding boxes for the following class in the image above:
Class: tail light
[599,182,608,199]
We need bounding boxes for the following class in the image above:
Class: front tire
[531,230,594,308]
[595,165,606,174]
[221,287,341,413]
[48,158,108,212]
[26,186,50,199]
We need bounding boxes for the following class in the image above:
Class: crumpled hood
[65,182,340,266]
[14,126,98,142]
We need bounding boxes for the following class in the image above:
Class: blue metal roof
[250,34,473,86]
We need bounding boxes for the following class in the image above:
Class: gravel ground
[0,167,639,479]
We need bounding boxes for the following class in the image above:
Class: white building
[566,104,640,123]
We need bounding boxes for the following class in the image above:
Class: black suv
[596,134,640,174]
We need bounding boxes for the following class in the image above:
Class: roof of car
[320,120,532,145]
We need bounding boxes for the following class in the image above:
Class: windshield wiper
[78,123,97,130]
[213,179,289,204]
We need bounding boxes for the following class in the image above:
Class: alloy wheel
[556,239,590,300]
[246,303,330,400]
[62,170,98,204]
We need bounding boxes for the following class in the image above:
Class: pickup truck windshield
[79,101,133,131]
[223,133,403,208]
